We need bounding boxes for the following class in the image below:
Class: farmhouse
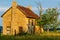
[1,2,39,35]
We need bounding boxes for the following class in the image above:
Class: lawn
[0,32,60,40]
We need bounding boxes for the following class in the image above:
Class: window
[7,26,11,34]
[32,20,33,26]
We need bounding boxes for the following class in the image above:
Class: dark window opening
[7,26,11,34]
[32,20,33,26]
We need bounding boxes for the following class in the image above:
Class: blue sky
[0,0,60,26]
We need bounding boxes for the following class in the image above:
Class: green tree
[35,1,44,33]
[45,8,59,31]
[37,8,60,32]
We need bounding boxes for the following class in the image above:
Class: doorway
[14,30,16,36]
[19,27,23,34]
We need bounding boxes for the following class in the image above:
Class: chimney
[12,1,17,8]
[27,6,32,10]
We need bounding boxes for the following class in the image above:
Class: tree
[37,8,60,32]
[45,8,59,31]
[34,1,44,33]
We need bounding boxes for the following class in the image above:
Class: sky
[0,0,60,26]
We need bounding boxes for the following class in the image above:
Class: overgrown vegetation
[37,7,60,32]
[1,32,60,40]
[35,1,60,33]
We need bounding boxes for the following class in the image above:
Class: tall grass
[0,32,60,40]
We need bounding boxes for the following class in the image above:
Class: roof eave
[1,7,12,17]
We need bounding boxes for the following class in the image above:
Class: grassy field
[0,32,60,40]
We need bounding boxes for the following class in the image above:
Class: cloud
[32,7,48,11]
[0,7,9,12]
[32,7,38,11]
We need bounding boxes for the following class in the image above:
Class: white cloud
[32,7,38,11]
[0,7,9,12]
[42,8,48,10]
[32,7,48,11]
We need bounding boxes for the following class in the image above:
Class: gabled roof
[1,5,39,19]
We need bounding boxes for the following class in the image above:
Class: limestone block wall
[2,7,29,35]
[2,5,37,35]
[3,9,11,35]
[11,8,28,35]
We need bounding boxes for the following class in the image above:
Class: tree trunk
[47,28,49,32]
[54,27,56,32]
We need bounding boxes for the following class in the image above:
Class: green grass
[0,32,60,40]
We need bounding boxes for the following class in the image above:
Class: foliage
[37,8,60,31]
